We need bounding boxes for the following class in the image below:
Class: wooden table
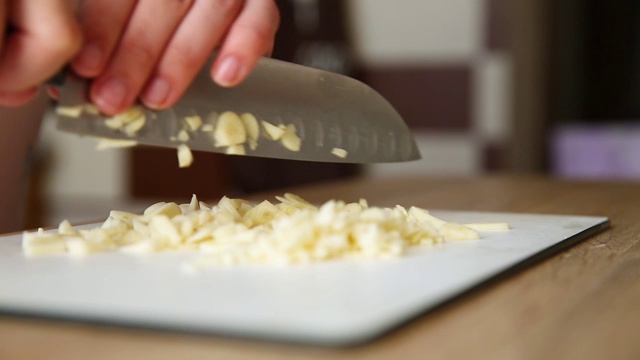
[2,175,639,360]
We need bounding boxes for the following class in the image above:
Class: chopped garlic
[438,222,479,241]
[177,144,193,168]
[177,129,190,142]
[21,193,510,270]
[104,106,145,130]
[96,138,138,150]
[280,124,301,152]
[55,105,84,118]
[214,111,246,147]
[22,232,67,257]
[184,115,203,131]
[225,144,246,155]
[104,117,124,130]
[331,147,348,158]
[201,124,214,132]
[240,113,260,142]
[262,120,285,140]
[123,117,146,137]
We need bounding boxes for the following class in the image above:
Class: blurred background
[18,0,640,228]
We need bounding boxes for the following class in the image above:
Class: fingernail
[94,77,128,113]
[214,56,242,87]
[75,42,103,74]
[142,76,171,107]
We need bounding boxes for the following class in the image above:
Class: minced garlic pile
[22,194,508,269]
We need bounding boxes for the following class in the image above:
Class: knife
[51,54,421,163]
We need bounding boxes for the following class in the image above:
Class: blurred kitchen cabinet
[551,0,640,120]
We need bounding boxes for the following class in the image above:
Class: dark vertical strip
[362,66,472,130]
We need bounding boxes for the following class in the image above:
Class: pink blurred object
[551,123,640,180]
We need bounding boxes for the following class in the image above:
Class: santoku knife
[51,54,421,164]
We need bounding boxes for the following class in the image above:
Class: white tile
[348,0,483,65]
[364,132,482,178]
[473,52,513,141]
[39,110,127,199]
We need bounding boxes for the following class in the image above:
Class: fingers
[212,0,280,87]
[0,0,82,94]
[140,0,244,109]
[71,0,137,78]
[77,0,279,114]
[87,0,195,115]
[142,0,279,109]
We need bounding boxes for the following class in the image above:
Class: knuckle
[235,23,271,46]
[167,46,200,69]
[170,0,196,13]
[157,53,198,82]
[120,41,156,67]
[164,46,210,77]
[210,0,243,15]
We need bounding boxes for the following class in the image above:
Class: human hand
[72,0,280,115]
[0,0,82,107]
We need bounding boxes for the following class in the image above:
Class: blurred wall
[39,110,125,199]
[348,0,514,178]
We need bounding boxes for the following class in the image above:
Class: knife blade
[52,55,421,163]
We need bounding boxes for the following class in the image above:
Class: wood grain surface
[2,175,638,360]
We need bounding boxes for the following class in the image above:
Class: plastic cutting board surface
[0,210,608,346]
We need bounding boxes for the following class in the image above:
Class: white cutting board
[0,211,608,346]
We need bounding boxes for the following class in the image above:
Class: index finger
[212,0,280,87]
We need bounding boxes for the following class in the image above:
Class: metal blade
[54,56,421,163]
